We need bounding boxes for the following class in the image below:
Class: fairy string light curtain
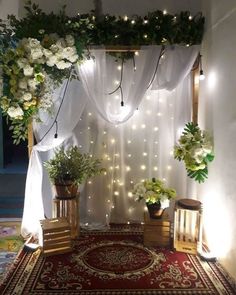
[21,45,199,238]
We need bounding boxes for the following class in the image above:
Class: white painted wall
[0,0,19,19]
[18,0,201,17]
[199,0,236,281]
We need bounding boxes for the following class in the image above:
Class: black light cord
[147,45,165,89]
[38,66,73,143]
[108,57,125,107]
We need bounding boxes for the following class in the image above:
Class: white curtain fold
[21,78,87,238]
[77,46,162,124]
[21,45,199,237]
[152,45,200,91]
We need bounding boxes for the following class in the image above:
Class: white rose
[46,55,58,67]
[30,48,44,60]
[35,57,45,64]
[28,38,40,48]
[7,106,24,118]
[43,48,53,58]
[56,60,71,69]
[19,79,28,89]
[23,65,34,76]
[62,47,77,59]
[65,35,75,46]
[17,58,28,69]
[56,38,66,48]
[22,92,32,101]
[202,144,212,154]
[28,78,39,90]
[50,44,60,53]
[68,54,78,63]
[194,148,204,157]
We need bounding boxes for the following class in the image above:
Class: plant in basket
[133,178,176,219]
[44,145,104,199]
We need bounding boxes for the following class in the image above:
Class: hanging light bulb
[199,54,205,80]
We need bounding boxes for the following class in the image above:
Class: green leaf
[206,153,214,162]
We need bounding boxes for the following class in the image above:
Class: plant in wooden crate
[133,178,176,219]
[44,146,104,199]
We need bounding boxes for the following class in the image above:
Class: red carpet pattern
[1,231,236,294]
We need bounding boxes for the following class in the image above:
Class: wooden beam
[90,45,141,52]
[192,59,199,124]
[0,110,3,168]
[27,121,34,158]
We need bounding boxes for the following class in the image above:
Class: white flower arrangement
[133,178,176,205]
[174,122,214,183]
[0,33,79,144]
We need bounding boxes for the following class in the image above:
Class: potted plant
[133,178,176,219]
[44,146,104,199]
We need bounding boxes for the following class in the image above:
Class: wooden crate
[40,217,72,256]
[143,211,171,247]
[53,194,80,239]
[173,199,203,255]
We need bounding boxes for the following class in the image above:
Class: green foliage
[44,146,105,185]
[0,1,205,145]
[5,1,204,48]
[174,122,214,183]
[132,178,176,205]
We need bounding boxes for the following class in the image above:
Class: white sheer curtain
[74,45,199,227]
[73,74,193,227]
[21,78,87,238]
[21,45,199,237]
[78,46,162,124]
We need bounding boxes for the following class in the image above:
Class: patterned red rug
[1,231,236,294]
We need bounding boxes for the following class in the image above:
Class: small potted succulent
[44,146,104,199]
[133,178,176,219]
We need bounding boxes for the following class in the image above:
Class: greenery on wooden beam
[0,1,205,144]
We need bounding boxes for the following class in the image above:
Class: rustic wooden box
[40,217,72,256]
[143,211,171,247]
[52,194,80,239]
[173,199,203,255]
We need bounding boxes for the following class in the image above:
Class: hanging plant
[0,0,205,144]
[174,122,214,183]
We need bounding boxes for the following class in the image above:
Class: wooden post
[192,57,200,124]
[0,110,3,168]
[27,121,34,158]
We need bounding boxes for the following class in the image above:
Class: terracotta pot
[53,181,78,199]
[146,202,164,219]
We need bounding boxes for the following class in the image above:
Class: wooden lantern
[173,199,203,255]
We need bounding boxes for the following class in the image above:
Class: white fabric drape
[22,45,199,237]
[152,45,199,91]
[75,75,193,226]
[21,78,87,237]
[78,46,162,124]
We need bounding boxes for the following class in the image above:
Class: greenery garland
[0,1,205,144]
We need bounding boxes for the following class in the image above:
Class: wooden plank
[40,217,70,231]
[43,231,71,240]
[44,234,71,244]
[90,45,140,52]
[27,121,34,158]
[144,225,170,233]
[43,241,71,251]
[42,246,72,256]
[192,63,199,124]
[0,110,3,168]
